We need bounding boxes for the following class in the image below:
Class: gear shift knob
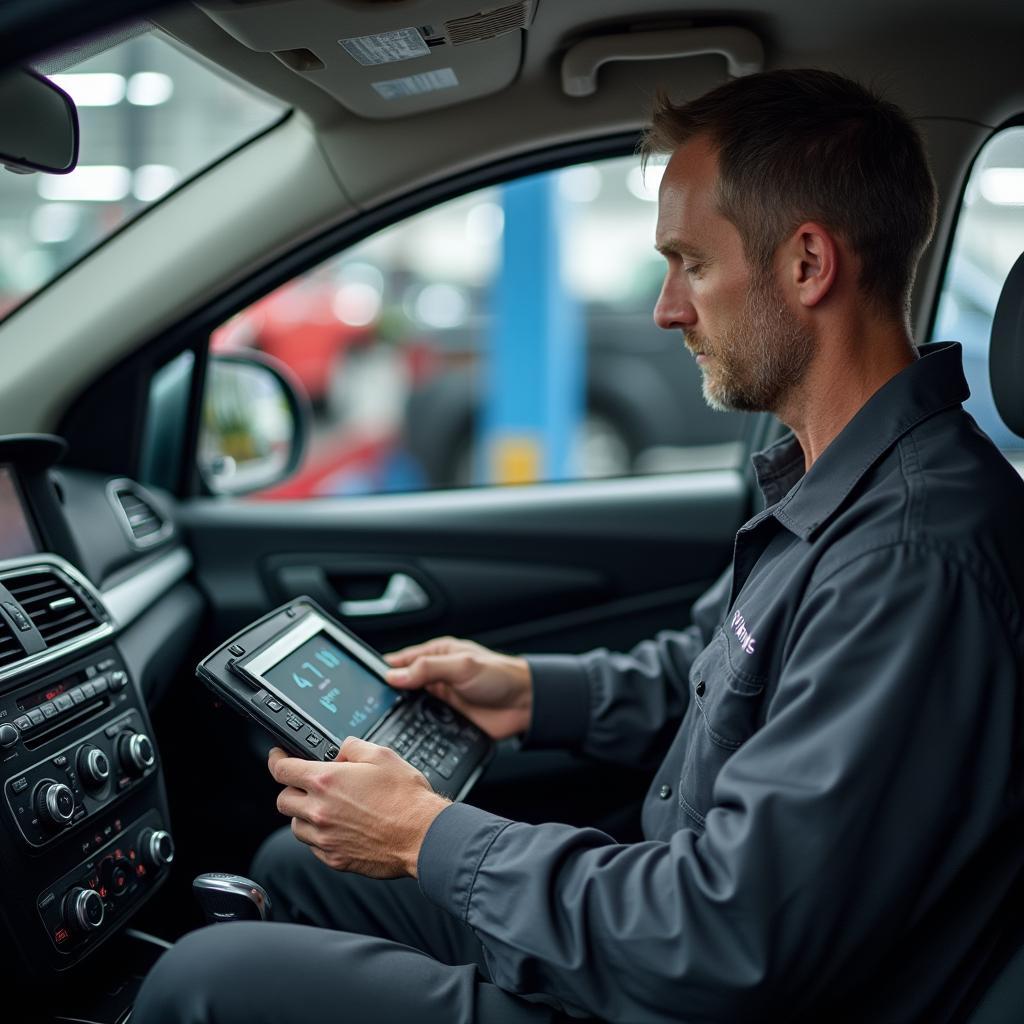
[193,873,272,924]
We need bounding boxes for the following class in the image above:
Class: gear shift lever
[193,873,272,924]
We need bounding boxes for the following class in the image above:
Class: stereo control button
[117,733,155,776]
[64,887,104,934]
[81,682,95,699]
[55,694,74,712]
[109,671,128,692]
[14,715,31,732]
[28,708,44,726]
[78,745,111,788]
[41,704,57,720]
[92,676,109,694]
[70,688,86,705]
[139,828,175,869]
[11,777,28,794]
[35,780,76,829]
[0,724,19,748]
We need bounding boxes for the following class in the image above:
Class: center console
[0,438,176,1005]
[0,625,173,979]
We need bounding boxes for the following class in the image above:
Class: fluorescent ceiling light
[627,164,665,202]
[133,164,179,201]
[127,72,174,106]
[979,168,1024,206]
[50,73,125,106]
[30,203,81,244]
[38,165,132,202]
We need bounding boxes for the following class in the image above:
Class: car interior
[0,0,1022,1021]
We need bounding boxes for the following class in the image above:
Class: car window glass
[204,155,748,498]
[0,30,285,322]
[931,125,1024,456]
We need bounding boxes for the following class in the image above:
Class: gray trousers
[132,827,570,1024]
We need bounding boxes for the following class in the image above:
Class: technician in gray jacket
[135,70,1024,1024]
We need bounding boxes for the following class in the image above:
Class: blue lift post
[480,173,585,485]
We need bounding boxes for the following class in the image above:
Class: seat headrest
[990,249,1024,438]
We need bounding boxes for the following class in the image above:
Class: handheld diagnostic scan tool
[197,598,493,800]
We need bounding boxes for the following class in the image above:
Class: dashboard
[0,434,200,997]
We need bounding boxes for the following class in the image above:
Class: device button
[11,777,28,794]
[109,671,128,692]
[92,676,109,694]
[0,724,19,748]
[323,744,339,760]
[55,694,74,712]
[263,697,283,713]
[228,644,245,657]
[53,754,69,768]
[14,715,31,732]
[286,716,303,732]
[104,723,125,739]
[305,732,323,749]
[436,763,453,779]
[70,688,86,706]
[28,708,44,726]
[42,703,58,719]
[81,682,95,699]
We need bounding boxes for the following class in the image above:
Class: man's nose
[653,275,697,332]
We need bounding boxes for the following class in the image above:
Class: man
[135,70,1024,1023]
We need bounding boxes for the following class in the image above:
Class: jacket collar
[749,342,969,541]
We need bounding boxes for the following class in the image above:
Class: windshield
[0,29,285,321]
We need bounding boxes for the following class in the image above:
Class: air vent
[110,482,171,548]
[4,570,101,647]
[445,1,530,45]
[0,614,23,669]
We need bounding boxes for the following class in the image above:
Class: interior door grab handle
[339,574,430,618]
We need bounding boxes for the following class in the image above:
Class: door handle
[339,573,430,618]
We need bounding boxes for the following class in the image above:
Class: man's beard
[685,271,815,414]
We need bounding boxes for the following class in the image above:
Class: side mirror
[199,352,310,496]
[0,69,79,175]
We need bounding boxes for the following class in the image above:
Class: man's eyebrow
[654,237,708,259]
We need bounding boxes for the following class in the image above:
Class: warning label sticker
[372,68,459,101]
[339,28,430,66]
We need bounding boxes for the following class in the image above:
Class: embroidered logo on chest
[731,610,756,654]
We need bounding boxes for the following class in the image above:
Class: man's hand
[384,637,533,740]
[268,738,450,878]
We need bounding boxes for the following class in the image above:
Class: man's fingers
[268,748,318,790]
[290,815,322,850]
[275,785,309,820]
[384,637,458,667]
[339,736,398,766]
[387,653,476,691]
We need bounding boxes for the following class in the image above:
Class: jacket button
[695,679,706,697]
[658,784,672,799]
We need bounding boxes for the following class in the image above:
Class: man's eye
[684,263,704,277]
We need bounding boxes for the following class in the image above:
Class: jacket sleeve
[418,546,1022,1022]
[521,567,731,767]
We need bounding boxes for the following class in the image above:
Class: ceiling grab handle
[561,27,764,98]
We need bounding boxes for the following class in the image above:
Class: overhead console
[195,0,539,119]
[0,436,176,987]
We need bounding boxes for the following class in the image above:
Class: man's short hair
[640,69,938,320]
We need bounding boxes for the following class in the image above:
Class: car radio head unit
[197,597,493,801]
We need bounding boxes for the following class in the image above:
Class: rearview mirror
[0,68,79,175]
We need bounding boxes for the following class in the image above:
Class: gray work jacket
[417,342,1024,1023]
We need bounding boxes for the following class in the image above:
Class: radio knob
[34,780,76,829]
[63,886,104,933]
[116,733,155,776]
[77,744,111,789]
[139,828,175,869]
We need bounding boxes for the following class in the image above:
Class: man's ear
[784,222,839,309]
